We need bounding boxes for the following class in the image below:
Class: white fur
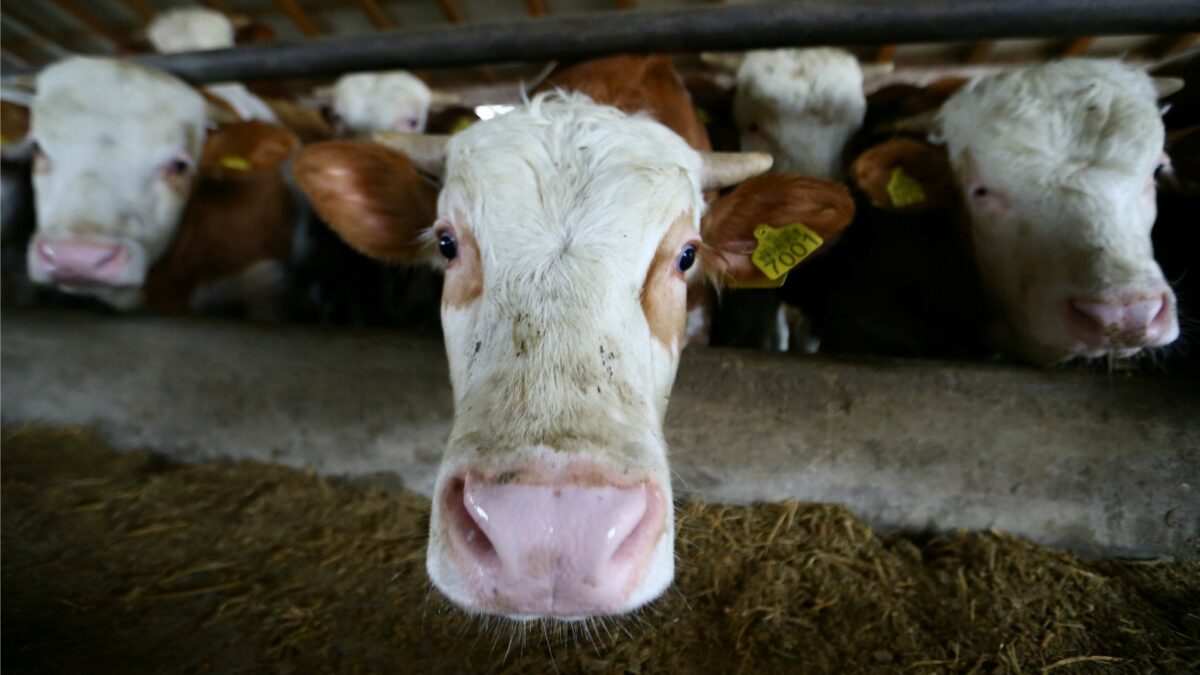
[425,93,705,617]
[732,48,866,179]
[938,59,1177,363]
[147,8,234,53]
[27,58,208,307]
[147,9,278,124]
[332,71,432,136]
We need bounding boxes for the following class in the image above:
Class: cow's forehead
[33,58,206,155]
[439,95,703,281]
[940,60,1164,183]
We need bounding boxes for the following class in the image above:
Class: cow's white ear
[429,90,462,106]
[860,62,895,79]
[700,52,745,74]
[1153,77,1185,99]
[373,132,449,177]
[699,151,773,190]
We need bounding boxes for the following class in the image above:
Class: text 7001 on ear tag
[750,222,824,281]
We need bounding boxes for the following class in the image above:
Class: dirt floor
[2,427,1197,674]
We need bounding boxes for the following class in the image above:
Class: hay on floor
[2,426,1197,674]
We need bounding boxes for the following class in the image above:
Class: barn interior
[2,1,1199,673]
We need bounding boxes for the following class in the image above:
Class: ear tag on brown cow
[886,167,926,208]
[450,117,473,134]
[220,155,251,171]
[695,107,713,125]
[745,222,824,286]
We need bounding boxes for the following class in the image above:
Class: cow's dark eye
[165,156,192,176]
[747,122,761,134]
[677,243,696,273]
[438,232,458,260]
[971,185,989,198]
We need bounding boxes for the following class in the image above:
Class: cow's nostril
[446,478,499,567]
[37,241,58,264]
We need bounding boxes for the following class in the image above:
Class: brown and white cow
[295,54,854,618]
[26,57,299,317]
[850,60,1183,365]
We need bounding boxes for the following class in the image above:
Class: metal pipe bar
[5,0,1200,83]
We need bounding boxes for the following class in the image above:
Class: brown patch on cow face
[641,213,697,350]
[441,217,483,309]
[541,55,713,152]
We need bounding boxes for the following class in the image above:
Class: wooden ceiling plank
[0,8,73,58]
[875,44,897,63]
[274,0,324,37]
[438,0,466,23]
[617,0,636,9]
[526,0,548,17]
[52,0,131,50]
[355,0,397,29]
[116,0,157,23]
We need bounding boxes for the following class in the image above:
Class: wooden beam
[1,44,36,68]
[617,0,636,9]
[875,44,897,63]
[274,0,324,37]
[116,0,157,23]
[966,41,994,63]
[437,0,466,23]
[199,0,232,13]
[355,0,396,29]
[1062,36,1095,57]
[2,49,33,69]
[0,8,73,57]
[526,0,548,17]
[52,0,130,50]
[1160,33,1197,59]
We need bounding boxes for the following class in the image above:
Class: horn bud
[700,152,773,190]
[373,132,450,177]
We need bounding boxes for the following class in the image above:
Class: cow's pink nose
[1066,292,1173,346]
[33,237,130,285]
[446,474,664,617]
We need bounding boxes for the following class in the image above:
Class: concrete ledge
[2,310,1197,559]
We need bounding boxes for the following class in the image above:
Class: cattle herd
[0,7,1196,620]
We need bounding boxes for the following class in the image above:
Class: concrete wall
[3,310,1197,558]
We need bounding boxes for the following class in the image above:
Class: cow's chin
[1008,296,1180,366]
[426,448,675,620]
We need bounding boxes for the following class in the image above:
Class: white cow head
[296,93,852,618]
[710,48,868,180]
[147,7,235,53]
[27,58,208,310]
[331,71,434,136]
[938,60,1181,364]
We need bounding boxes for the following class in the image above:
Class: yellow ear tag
[695,107,713,125]
[450,117,474,134]
[742,222,824,287]
[220,155,251,171]
[886,166,926,208]
[0,133,10,145]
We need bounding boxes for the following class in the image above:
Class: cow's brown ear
[699,174,855,288]
[199,121,299,180]
[293,140,440,264]
[849,137,956,213]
